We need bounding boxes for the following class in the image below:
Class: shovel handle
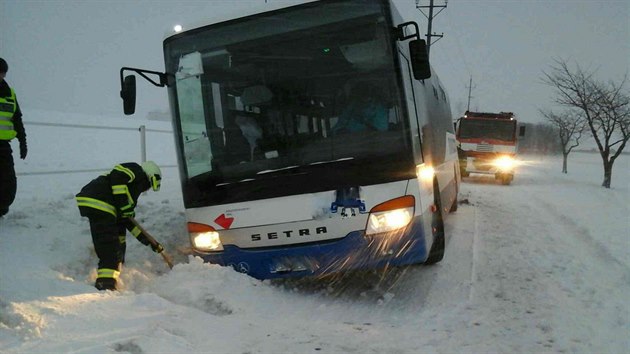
[129,217,174,269]
[160,251,175,269]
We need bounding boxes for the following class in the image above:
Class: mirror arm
[395,22,420,42]
[120,67,169,88]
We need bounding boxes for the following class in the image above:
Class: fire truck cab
[455,111,525,185]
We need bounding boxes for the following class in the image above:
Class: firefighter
[76,161,164,291]
[0,57,28,217]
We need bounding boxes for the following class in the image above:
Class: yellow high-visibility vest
[0,87,17,140]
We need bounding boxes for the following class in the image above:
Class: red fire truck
[455,111,525,185]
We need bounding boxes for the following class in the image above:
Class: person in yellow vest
[0,58,27,217]
[76,161,164,291]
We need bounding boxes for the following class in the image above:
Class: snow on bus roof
[162,0,318,41]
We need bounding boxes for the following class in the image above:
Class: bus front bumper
[195,217,429,280]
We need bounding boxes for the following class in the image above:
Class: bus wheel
[449,193,458,212]
[426,182,445,265]
[449,166,459,213]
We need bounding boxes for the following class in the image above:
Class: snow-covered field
[1,111,628,353]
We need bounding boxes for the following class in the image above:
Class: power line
[416,0,448,58]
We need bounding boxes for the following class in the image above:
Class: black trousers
[0,142,17,216]
[86,213,127,275]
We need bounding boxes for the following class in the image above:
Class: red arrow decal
[214,214,234,229]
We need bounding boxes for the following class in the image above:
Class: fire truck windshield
[458,119,516,142]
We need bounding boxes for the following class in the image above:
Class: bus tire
[449,165,459,213]
[449,193,458,213]
[426,182,445,265]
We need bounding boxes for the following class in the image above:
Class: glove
[19,141,27,160]
[121,210,135,218]
[151,242,164,254]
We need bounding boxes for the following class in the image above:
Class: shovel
[129,217,174,269]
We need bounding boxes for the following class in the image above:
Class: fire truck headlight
[365,196,415,236]
[494,156,516,171]
[188,222,223,251]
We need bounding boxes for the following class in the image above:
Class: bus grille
[476,143,493,152]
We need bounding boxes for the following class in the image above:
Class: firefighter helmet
[141,161,161,192]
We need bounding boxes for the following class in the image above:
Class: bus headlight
[188,222,224,251]
[494,156,516,171]
[416,163,435,183]
[365,196,415,235]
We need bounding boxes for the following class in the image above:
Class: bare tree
[542,59,630,188]
[591,79,630,187]
[539,109,586,173]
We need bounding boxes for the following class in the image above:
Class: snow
[1,110,629,353]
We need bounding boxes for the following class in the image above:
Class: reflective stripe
[0,88,16,116]
[0,89,16,140]
[97,268,120,279]
[112,184,134,209]
[131,226,142,237]
[0,104,15,115]
[112,184,134,211]
[76,196,117,217]
[118,235,126,244]
[114,165,135,182]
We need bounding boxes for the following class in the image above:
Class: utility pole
[466,75,474,111]
[416,0,448,58]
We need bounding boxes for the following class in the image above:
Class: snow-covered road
[1,148,628,353]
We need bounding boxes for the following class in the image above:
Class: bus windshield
[163,0,414,207]
[458,119,516,142]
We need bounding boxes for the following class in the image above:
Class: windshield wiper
[307,157,354,166]
[256,157,355,175]
[257,165,301,175]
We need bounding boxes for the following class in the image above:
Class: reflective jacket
[76,162,151,217]
[0,80,25,142]
[76,162,153,245]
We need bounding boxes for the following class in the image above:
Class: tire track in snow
[468,196,479,303]
[532,196,630,273]
[458,179,570,352]
[525,194,630,351]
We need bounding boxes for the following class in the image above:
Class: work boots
[94,278,117,291]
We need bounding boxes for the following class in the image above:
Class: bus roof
[162,0,318,41]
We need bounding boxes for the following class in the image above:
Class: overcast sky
[1,0,628,123]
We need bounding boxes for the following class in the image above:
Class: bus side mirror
[121,75,137,115]
[519,125,526,137]
[409,39,431,80]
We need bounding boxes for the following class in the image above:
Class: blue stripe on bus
[198,215,429,280]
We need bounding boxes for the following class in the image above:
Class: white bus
[120,0,460,279]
